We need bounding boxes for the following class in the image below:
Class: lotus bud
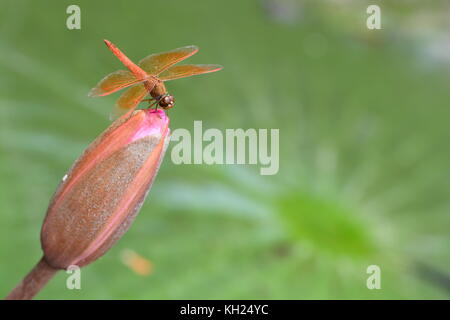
[6,109,170,299]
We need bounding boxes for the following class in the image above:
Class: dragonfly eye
[159,95,175,109]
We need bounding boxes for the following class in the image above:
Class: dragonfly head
[159,94,175,110]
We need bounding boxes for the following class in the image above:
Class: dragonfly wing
[88,70,144,97]
[159,64,223,81]
[138,45,199,75]
[110,84,150,120]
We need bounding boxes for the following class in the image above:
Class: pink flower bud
[41,109,170,269]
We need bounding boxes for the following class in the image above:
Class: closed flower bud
[6,109,170,300]
[41,109,170,269]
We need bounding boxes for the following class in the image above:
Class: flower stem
[5,257,58,300]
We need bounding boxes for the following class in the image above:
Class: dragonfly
[89,40,222,119]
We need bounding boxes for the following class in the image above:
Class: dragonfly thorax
[150,82,174,109]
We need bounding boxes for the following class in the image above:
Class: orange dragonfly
[89,40,222,119]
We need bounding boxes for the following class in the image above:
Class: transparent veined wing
[159,64,223,81]
[138,45,199,76]
[88,70,145,97]
[110,84,151,120]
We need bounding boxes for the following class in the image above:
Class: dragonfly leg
[147,99,159,110]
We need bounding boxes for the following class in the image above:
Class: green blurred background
[0,0,449,299]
